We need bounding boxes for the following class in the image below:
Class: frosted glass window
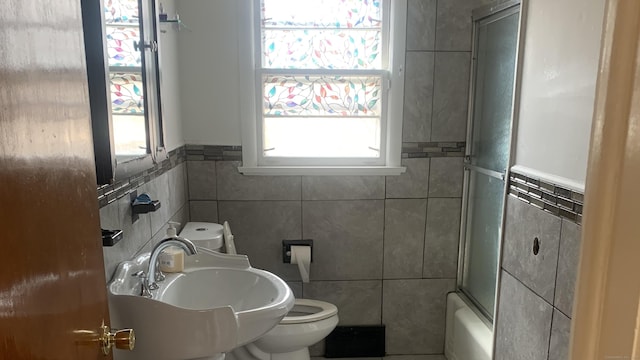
[262,0,382,29]
[459,6,520,321]
[104,0,139,24]
[103,0,159,159]
[110,73,144,114]
[258,0,389,163]
[113,115,147,156]
[263,75,382,116]
[469,12,519,172]
[106,27,142,67]
[263,29,382,70]
[264,117,380,158]
[462,171,504,317]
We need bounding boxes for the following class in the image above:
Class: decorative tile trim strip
[401,142,466,158]
[183,143,466,161]
[97,146,186,208]
[185,144,243,161]
[508,171,584,224]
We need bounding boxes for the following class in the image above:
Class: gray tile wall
[403,0,473,145]
[184,0,493,357]
[186,158,462,356]
[494,195,583,360]
[101,162,190,281]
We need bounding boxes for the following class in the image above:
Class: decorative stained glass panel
[262,0,382,29]
[106,27,141,67]
[263,29,381,69]
[263,75,382,117]
[261,0,383,70]
[104,0,140,24]
[110,73,144,114]
[259,0,389,162]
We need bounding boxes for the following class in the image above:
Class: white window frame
[237,0,407,176]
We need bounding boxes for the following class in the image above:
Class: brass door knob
[99,322,136,355]
[112,328,136,351]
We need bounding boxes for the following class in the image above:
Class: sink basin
[107,249,294,360]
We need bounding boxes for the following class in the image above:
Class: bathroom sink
[107,249,294,360]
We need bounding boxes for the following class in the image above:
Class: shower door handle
[463,164,505,181]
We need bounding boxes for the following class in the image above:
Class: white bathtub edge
[445,292,492,360]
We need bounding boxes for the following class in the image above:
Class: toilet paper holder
[282,239,313,263]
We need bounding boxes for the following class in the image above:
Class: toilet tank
[179,222,224,251]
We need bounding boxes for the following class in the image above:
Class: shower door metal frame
[456,0,526,324]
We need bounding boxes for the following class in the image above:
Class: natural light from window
[105,0,147,157]
[259,0,387,162]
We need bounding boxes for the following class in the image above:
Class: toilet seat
[280,299,338,325]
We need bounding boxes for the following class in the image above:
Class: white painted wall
[176,0,242,145]
[158,0,185,151]
[513,0,606,191]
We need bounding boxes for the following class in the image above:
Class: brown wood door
[0,0,113,359]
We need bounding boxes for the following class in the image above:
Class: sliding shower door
[458,2,520,320]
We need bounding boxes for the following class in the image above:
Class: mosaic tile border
[184,143,466,161]
[185,145,243,161]
[402,142,466,158]
[97,146,186,208]
[508,171,584,224]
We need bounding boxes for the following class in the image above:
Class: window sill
[237,166,406,176]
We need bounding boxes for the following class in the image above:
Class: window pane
[105,26,142,67]
[113,114,147,156]
[261,0,384,70]
[262,0,382,29]
[104,0,139,24]
[263,29,381,69]
[264,116,380,158]
[110,73,144,114]
[264,75,382,117]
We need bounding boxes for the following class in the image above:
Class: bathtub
[445,292,492,360]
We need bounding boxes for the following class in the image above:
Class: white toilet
[179,222,339,360]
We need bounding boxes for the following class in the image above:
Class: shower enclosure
[457,0,521,321]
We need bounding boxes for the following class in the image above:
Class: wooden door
[0,0,112,359]
[570,0,640,358]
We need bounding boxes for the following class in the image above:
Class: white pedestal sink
[107,249,294,360]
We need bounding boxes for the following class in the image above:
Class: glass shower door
[459,4,520,320]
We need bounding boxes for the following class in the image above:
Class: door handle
[99,321,136,355]
[74,320,135,355]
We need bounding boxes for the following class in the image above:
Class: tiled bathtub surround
[494,192,583,360]
[186,157,463,356]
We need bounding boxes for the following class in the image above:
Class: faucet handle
[155,268,166,282]
[131,270,146,278]
[141,284,153,298]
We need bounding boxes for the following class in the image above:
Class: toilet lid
[281,299,338,324]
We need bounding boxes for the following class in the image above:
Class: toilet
[179,222,339,360]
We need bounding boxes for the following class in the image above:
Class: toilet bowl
[243,298,338,360]
[179,222,339,360]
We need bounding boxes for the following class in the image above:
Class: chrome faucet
[142,236,198,298]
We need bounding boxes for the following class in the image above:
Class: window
[82,0,165,184]
[238,0,407,175]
